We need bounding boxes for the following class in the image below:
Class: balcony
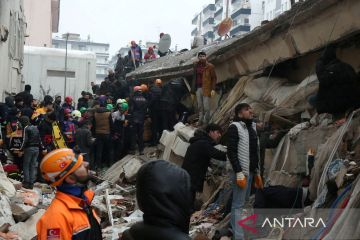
[203,4,216,14]
[203,31,215,39]
[231,8,251,19]
[202,17,215,26]
[192,14,199,25]
[230,24,250,36]
[215,0,223,5]
[215,7,223,19]
[191,28,198,36]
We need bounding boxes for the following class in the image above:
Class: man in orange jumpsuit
[36,148,102,240]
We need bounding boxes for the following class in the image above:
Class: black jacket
[75,126,94,155]
[129,92,148,123]
[122,160,192,240]
[77,97,89,109]
[149,85,162,111]
[20,125,41,149]
[15,90,33,107]
[182,130,226,192]
[160,78,188,110]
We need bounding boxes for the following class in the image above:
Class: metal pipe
[64,33,69,98]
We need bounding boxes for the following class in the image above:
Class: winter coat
[122,160,192,240]
[191,62,217,97]
[15,90,33,107]
[149,85,162,111]
[129,92,148,124]
[160,78,188,110]
[20,125,41,149]
[75,126,94,156]
[93,107,112,135]
[38,120,55,151]
[182,129,226,192]
[315,46,360,115]
[77,98,89,110]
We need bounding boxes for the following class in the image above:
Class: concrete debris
[13,189,40,207]
[103,155,144,184]
[122,209,143,224]
[0,195,15,226]
[0,162,16,198]
[10,203,37,223]
[9,209,45,240]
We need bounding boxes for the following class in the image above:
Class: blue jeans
[23,147,39,184]
[231,172,253,240]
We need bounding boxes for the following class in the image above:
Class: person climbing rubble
[192,51,217,126]
[37,148,102,240]
[122,160,192,240]
[182,124,227,211]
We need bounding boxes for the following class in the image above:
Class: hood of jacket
[136,160,192,234]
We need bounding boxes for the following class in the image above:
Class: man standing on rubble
[227,103,260,240]
[182,124,227,210]
[37,148,102,240]
[192,51,217,126]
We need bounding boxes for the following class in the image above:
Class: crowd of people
[0,67,192,191]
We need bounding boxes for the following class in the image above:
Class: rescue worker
[149,79,162,146]
[129,86,148,155]
[36,148,102,240]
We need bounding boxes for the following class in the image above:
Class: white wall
[23,47,96,102]
[0,0,26,100]
[249,0,264,30]
[23,0,52,47]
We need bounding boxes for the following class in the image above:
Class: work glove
[254,174,264,189]
[211,90,216,98]
[236,172,247,189]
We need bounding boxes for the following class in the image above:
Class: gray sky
[57,0,211,57]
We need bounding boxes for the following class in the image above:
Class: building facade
[23,0,60,47]
[0,0,27,100]
[52,33,110,83]
[263,0,300,21]
[192,0,300,43]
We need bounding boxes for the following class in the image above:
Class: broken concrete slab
[0,162,16,198]
[10,203,38,222]
[160,130,177,161]
[103,155,142,183]
[121,158,143,183]
[123,209,143,224]
[9,209,45,240]
[171,136,190,158]
[0,195,15,226]
[173,122,196,141]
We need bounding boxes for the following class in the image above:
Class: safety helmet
[106,103,113,111]
[116,99,126,105]
[140,84,148,92]
[79,107,87,114]
[71,110,81,119]
[155,79,162,86]
[134,86,142,92]
[65,96,73,104]
[64,108,72,115]
[121,102,129,111]
[40,148,84,187]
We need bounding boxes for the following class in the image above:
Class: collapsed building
[1,0,360,239]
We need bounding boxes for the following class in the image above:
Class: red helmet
[64,108,72,115]
[65,96,73,104]
[134,86,142,92]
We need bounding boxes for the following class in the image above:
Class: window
[244,18,249,24]
[47,70,76,78]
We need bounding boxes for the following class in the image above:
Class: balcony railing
[203,31,215,39]
[230,24,250,36]
[202,17,215,26]
[231,7,251,19]
[192,15,199,25]
[191,28,198,36]
[215,7,223,18]
[203,4,216,14]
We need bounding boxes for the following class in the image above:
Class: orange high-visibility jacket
[36,190,101,240]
